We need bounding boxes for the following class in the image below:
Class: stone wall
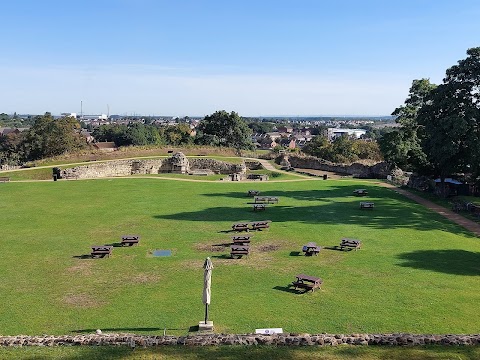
[1,333,479,347]
[61,154,245,179]
[281,155,390,179]
[189,158,246,175]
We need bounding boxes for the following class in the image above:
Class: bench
[91,245,113,258]
[0,177,10,183]
[302,242,321,256]
[121,235,140,246]
[232,235,252,244]
[353,189,368,196]
[232,223,250,232]
[253,203,267,211]
[248,190,260,196]
[339,238,361,251]
[254,196,279,204]
[230,245,250,258]
[360,202,374,209]
[291,274,323,292]
[250,221,271,231]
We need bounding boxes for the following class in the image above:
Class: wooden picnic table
[91,245,113,258]
[232,235,252,244]
[232,223,250,232]
[0,177,10,183]
[353,189,368,196]
[291,274,323,292]
[253,203,267,211]
[250,221,271,231]
[254,196,279,204]
[247,190,260,196]
[230,244,250,258]
[121,235,140,246]
[339,238,361,251]
[302,242,321,256]
[360,202,374,209]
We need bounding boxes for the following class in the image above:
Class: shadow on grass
[72,255,93,259]
[289,251,302,256]
[154,201,472,236]
[272,285,307,295]
[323,246,344,251]
[104,242,124,247]
[210,254,232,259]
[397,250,480,276]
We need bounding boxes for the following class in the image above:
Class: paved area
[380,182,480,237]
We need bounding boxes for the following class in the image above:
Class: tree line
[0,110,255,165]
[378,47,480,186]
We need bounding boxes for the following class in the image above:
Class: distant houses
[0,127,29,136]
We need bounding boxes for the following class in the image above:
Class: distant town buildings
[327,128,366,140]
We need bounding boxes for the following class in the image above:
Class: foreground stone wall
[281,155,390,179]
[61,155,245,179]
[1,333,479,347]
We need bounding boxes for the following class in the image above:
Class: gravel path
[380,182,480,237]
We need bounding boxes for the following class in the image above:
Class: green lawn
[0,178,479,336]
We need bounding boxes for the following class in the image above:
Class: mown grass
[0,178,479,337]
[1,345,480,360]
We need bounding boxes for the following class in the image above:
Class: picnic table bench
[353,189,368,196]
[360,202,374,209]
[291,274,323,292]
[248,190,260,196]
[250,221,271,231]
[302,242,321,256]
[91,245,113,258]
[339,238,361,251]
[230,244,250,258]
[232,235,252,244]
[253,203,267,211]
[254,196,279,204]
[232,222,250,232]
[0,177,10,182]
[121,235,140,246]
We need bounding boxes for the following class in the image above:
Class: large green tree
[196,110,253,150]
[379,79,436,171]
[21,113,86,161]
[418,47,480,186]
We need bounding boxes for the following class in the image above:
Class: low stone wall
[1,333,479,347]
[62,160,140,179]
[61,156,245,179]
[281,155,390,179]
[189,158,246,175]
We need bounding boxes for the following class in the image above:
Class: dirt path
[250,158,313,179]
[380,182,480,237]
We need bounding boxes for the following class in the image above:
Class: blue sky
[1,0,479,116]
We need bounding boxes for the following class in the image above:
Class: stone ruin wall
[1,333,479,347]
[189,158,246,175]
[61,156,245,179]
[281,155,390,179]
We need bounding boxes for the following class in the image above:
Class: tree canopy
[381,47,480,187]
[196,110,254,150]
